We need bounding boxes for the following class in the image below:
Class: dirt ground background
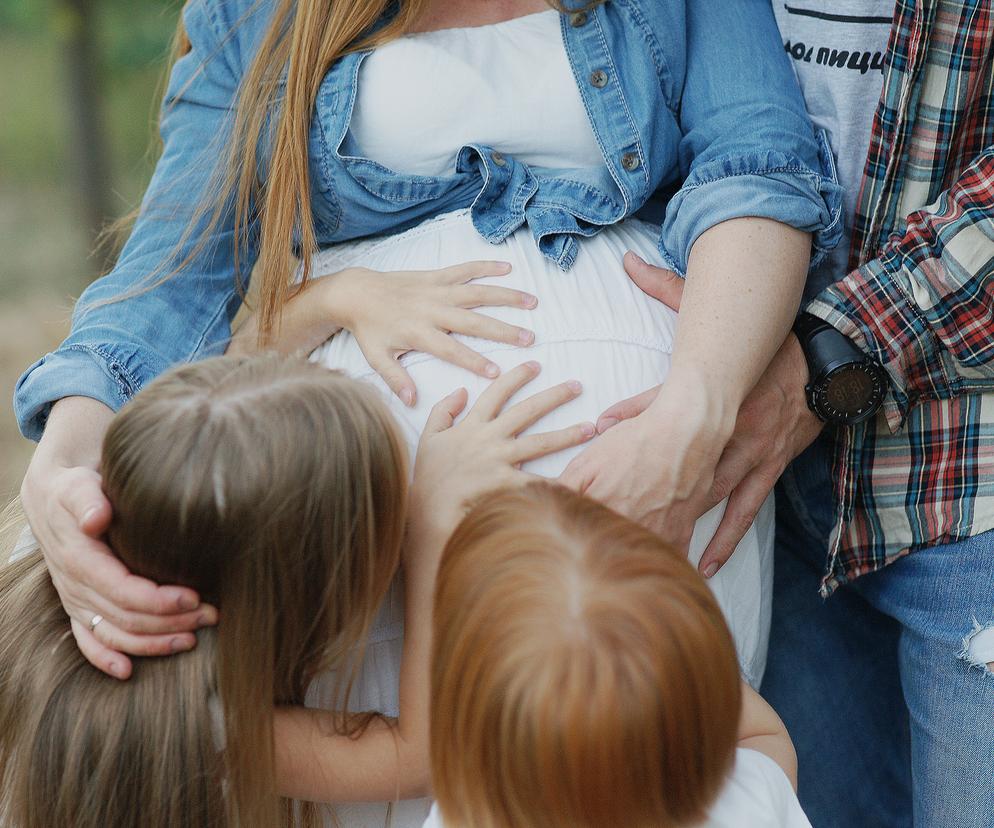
[1,2,177,500]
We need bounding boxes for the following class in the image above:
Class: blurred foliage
[1,0,180,66]
[1,0,186,495]
[0,0,181,188]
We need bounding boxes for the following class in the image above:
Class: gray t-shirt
[772,2,893,299]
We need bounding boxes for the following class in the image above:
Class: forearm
[274,518,445,803]
[666,217,809,416]
[230,271,353,356]
[806,145,994,430]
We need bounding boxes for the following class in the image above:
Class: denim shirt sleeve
[13,0,259,440]
[657,0,842,276]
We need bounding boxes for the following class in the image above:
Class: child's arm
[736,681,799,790]
[229,261,537,406]
[273,511,447,802]
[274,363,594,803]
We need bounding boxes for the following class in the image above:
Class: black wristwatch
[792,312,888,425]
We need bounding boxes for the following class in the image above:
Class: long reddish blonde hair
[430,483,742,828]
[131,0,601,340]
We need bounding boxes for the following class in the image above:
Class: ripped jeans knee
[959,618,994,675]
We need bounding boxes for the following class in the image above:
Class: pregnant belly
[308,210,773,688]
[309,210,676,477]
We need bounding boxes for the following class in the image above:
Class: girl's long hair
[0,355,408,828]
[430,483,742,828]
[118,0,602,340]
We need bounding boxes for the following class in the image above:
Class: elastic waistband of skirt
[306,209,477,278]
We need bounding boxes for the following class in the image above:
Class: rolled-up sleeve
[658,0,842,275]
[14,0,262,440]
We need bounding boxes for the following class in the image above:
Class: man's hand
[596,253,824,576]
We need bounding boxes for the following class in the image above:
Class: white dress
[304,13,774,827]
[421,748,813,828]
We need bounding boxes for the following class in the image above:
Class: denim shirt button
[621,152,641,172]
[569,11,588,27]
[589,69,609,88]
[491,150,507,167]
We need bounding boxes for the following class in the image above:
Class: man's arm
[807,145,994,431]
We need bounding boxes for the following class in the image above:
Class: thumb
[423,388,469,435]
[60,469,112,538]
[596,385,661,433]
[623,251,684,311]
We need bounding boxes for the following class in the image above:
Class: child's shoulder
[706,748,813,828]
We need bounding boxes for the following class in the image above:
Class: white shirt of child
[421,748,812,828]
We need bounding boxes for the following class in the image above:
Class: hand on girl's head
[20,446,214,681]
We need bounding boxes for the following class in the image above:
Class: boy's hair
[430,482,742,828]
[0,354,408,828]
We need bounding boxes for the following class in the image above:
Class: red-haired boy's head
[430,482,742,828]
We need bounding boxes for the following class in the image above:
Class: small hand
[592,252,824,576]
[334,261,538,406]
[411,362,595,542]
[21,457,217,680]
[229,261,537,407]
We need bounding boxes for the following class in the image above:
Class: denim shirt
[15,0,842,440]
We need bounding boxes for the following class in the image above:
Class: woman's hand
[563,217,810,560]
[410,361,595,544]
[20,397,217,680]
[231,261,538,406]
[560,372,732,554]
[590,254,823,577]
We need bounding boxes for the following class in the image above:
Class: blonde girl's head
[430,483,742,828]
[0,354,408,828]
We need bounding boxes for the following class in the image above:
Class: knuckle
[108,585,133,610]
[711,477,732,502]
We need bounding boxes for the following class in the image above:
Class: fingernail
[485,363,500,378]
[567,380,582,394]
[597,417,619,433]
[497,261,512,273]
[522,295,538,308]
[580,422,596,437]
[81,506,99,525]
[170,637,190,654]
[198,611,216,626]
[177,594,198,611]
[400,388,415,406]
[525,360,541,373]
[109,662,124,678]
[517,330,535,346]
[628,251,645,265]
[703,562,719,579]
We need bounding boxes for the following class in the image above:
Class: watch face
[814,363,886,423]
[825,366,875,414]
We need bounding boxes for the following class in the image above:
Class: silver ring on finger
[89,613,104,633]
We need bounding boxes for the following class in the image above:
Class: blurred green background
[1,0,180,498]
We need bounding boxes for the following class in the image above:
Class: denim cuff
[658,133,843,275]
[13,344,143,441]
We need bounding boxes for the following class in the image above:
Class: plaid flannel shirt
[805,0,994,592]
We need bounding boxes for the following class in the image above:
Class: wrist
[37,397,113,471]
[792,314,887,425]
[317,267,368,331]
[650,364,738,438]
[780,333,816,420]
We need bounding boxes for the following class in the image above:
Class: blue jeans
[762,436,994,828]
